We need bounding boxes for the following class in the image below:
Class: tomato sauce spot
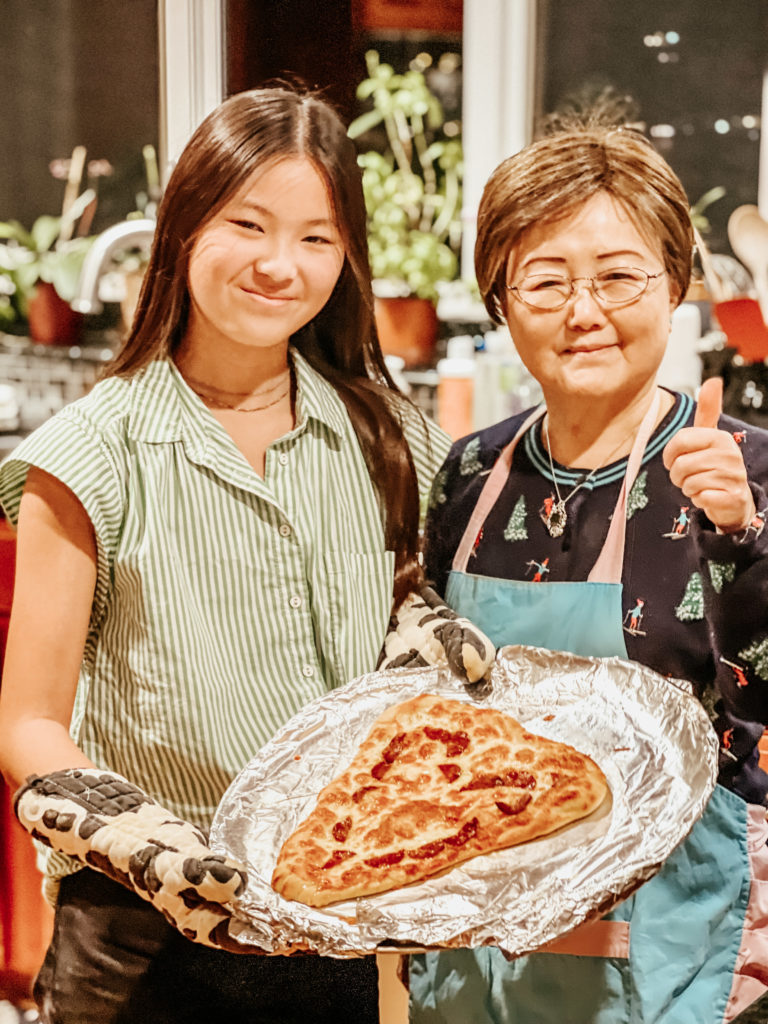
[332,816,352,843]
[321,849,356,870]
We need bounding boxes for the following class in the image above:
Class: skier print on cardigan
[623,597,646,636]
[661,505,690,539]
[721,657,750,689]
[525,557,550,582]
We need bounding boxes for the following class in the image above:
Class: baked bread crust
[272,694,608,908]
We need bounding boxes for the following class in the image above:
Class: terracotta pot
[374,295,438,368]
[26,281,84,345]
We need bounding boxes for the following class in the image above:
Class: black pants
[34,869,380,1024]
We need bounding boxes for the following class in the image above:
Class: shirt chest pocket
[318,550,395,687]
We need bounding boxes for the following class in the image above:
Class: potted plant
[0,169,95,345]
[349,50,463,366]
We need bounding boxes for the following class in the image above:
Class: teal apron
[410,392,757,1024]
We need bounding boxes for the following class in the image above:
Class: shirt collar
[291,348,350,438]
[125,347,350,459]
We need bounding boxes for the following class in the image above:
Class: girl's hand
[663,377,755,533]
[378,585,496,683]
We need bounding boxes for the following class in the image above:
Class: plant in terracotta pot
[0,187,95,345]
[349,50,463,366]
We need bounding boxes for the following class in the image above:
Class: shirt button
[279,523,291,538]
[289,594,302,609]
[302,664,314,677]
[278,452,289,466]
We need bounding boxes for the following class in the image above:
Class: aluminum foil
[210,645,718,958]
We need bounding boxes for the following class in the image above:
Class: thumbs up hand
[663,377,756,533]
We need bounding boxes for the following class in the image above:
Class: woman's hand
[663,377,756,533]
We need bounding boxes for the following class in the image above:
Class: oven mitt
[14,768,250,952]
[377,584,496,683]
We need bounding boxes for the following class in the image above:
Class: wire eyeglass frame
[506,267,665,311]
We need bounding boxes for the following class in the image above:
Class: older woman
[411,125,768,1023]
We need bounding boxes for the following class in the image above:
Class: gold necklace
[183,366,291,400]
[540,416,638,538]
[191,380,292,413]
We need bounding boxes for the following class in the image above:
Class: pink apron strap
[452,406,545,573]
[587,389,661,584]
[452,390,663,582]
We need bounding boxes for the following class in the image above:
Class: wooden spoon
[728,205,768,320]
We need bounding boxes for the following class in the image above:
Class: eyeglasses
[506,267,664,311]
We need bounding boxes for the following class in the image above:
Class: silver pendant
[545,499,567,538]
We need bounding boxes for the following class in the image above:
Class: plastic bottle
[657,302,703,396]
[473,329,543,428]
[437,335,476,440]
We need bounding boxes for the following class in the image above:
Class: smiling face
[183,156,345,361]
[503,191,678,413]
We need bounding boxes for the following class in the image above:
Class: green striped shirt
[0,350,450,882]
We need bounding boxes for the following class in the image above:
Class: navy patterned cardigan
[424,390,768,805]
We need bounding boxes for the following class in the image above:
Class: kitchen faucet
[71,218,156,314]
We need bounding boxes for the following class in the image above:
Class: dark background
[538,0,768,255]
[1,0,765,260]
[0,0,159,234]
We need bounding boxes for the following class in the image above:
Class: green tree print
[708,560,736,594]
[675,572,704,621]
[460,437,482,476]
[504,495,527,541]
[428,467,449,511]
[739,637,768,681]
[626,470,649,520]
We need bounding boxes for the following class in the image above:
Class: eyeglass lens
[515,268,652,309]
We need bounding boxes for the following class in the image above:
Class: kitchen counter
[0,329,118,455]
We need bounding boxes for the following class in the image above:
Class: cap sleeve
[0,407,127,625]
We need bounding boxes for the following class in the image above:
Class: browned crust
[271,695,608,907]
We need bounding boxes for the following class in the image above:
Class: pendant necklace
[540,416,637,538]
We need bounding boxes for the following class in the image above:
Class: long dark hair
[106,86,425,605]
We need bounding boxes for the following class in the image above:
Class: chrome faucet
[71,218,156,314]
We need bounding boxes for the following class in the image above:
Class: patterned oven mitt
[15,768,250,952]
[377,584,496,683]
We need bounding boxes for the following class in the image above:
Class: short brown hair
[475,127,694,324]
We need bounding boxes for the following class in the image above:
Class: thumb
[693,376,723,429]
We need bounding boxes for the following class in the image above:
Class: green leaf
[426,96,444,130]
[348,108,385,139]
[60,188,96,230]
[691,186,726,217]
[356,79,379,100]
[42,247,89,301]
[30,215,62,254]
[14,260,42,294]
[0,220,34,247]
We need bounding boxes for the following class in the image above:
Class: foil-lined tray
[210,645,718,958]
